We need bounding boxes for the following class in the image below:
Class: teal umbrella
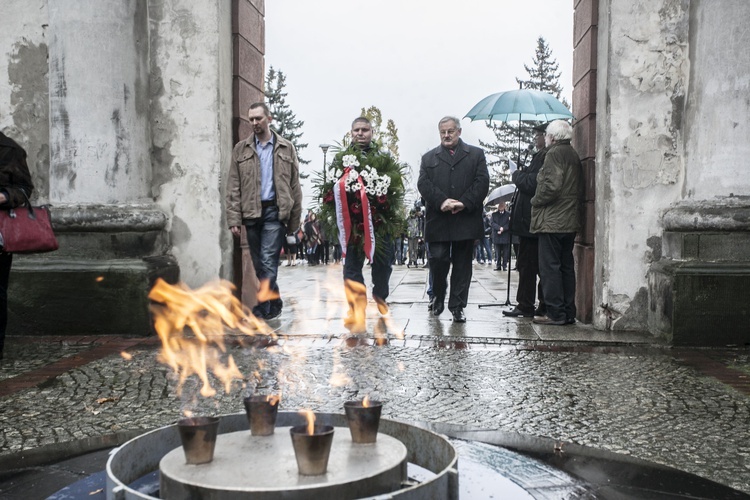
[465,88,574,163]
[465,88,573,122]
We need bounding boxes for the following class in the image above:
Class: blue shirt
[255,135,275,201]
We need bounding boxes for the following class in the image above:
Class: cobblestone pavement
[1,262,749,494]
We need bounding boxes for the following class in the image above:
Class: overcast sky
[265,1,574,206]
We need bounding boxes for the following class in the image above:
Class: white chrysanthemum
[342,155,360,168]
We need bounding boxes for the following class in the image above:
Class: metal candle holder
[344,400,383,444]
[289,425,335,475]
[177,416,220,465]
[243,395,280,436]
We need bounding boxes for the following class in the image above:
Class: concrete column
[48,0,151,203]
[8,0,179,336]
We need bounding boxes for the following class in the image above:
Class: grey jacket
[226,130,303,230]
[530,140,583,234]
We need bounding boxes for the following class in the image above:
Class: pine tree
[479,37,569,187]
[264,66,309,172]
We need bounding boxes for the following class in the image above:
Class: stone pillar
[572,0,598,323]
[8,0,178,336]
[232,0,264,306]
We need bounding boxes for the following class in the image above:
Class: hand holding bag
[0,191,58,254]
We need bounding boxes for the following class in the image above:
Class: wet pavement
[1,261,749,498]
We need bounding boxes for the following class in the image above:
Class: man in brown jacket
[530,120,583,326]
[226,103,303,320]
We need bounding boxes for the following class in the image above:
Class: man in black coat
[418,116,490,322]
[490,202,511,270]
[503,123,548,318]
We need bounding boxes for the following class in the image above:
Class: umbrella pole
[505,230,513,305]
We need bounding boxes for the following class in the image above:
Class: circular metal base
[106,412,458,499]
[159,428,407,499]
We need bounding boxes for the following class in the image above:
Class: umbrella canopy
[486,183,516,206]
[465,88,574,166]
[465,88,573,123]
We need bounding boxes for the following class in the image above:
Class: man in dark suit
[490,202,511,270]
[418,116,490,322]
[503,123,548,318]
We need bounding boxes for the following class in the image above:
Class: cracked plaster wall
[595,0,689,331]
[2,1,235,286]
[595,0,750,331]
[1,0,50,202]
[148,0,234,286]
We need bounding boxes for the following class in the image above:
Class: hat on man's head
[532,122,549,133]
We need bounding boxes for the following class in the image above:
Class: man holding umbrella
[418,116,489,322]
[503,123,549,318]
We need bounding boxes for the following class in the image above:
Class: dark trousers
[515,236,544,313]
[0,252,11,352]
[244,206,285,316]
[429,239,474,311]
[343,239,394,301]
[494,243,511,269]
[538,232,576,321]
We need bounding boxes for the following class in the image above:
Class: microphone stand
[479,147,532,309]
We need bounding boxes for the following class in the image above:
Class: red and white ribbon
[334,167,376,262]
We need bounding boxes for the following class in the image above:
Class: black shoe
[494,267,502,271]
[451,308,466,323]
[502,307,534,318]
[427,297,435,311]
[433,301,445,316]
[266,308,282,320]
[252,305,268,319]
[534,307,547,316]
[566,317,576,325]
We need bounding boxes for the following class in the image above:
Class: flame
[300,409,315,435]
[257,278,281,303]
[266,394,280,406]
[362,394,371,408]
[149,278,274,398]
[120,351,133,360]
[95,276,104,282]
[343,279,367,333]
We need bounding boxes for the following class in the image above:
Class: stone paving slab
[0,262,749,495]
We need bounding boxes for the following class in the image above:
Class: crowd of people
[227,104,583,328]
[0,104,583,361]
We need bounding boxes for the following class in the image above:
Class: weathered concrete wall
[0,0,50,201]
[148,0,234,286]
[596,0,750,333]
[683,0,750,199]
[595,0,690,331]
[48,0,152,204]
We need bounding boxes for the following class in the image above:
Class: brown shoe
[532,315,566,326]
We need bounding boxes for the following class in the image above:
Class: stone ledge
[49,204,168,233]
[662,196,750,231]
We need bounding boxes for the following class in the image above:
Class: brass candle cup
[177,416,220,465]
[289,425,335,475]
[243,395,280,436]
[344,400,383,444]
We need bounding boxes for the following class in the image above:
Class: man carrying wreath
[317,117,406,331]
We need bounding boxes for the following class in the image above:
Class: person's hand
[499,227,503,233]
[0,193,7,204]
[230,226,241,237]
[450,201,465,214]
[440,199,455,212]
